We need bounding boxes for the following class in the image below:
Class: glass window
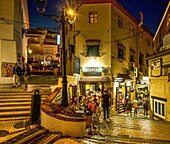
[118,16,123,29]
[86,45,100,57]
[154,100,165,119]
[155,102,157,113]
[158,102,161,114]
[162,103,165,116]
[118,48,124,59]
[139,53,144,65]
[130,25,134,35]
[89,12,98,23]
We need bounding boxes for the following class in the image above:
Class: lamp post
[35,0,83,107]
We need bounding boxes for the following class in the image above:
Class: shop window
[154,99,165,119]
[89,11,98,24]
[118,16,123,29]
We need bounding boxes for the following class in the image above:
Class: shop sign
[82,67,102,72]
[82,67,102,76]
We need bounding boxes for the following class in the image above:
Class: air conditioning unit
[103,68,111,74]
[160,44,170,51]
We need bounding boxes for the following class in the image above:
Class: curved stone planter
[41,87,86,137]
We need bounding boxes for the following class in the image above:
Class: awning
[79,76,110,83]
[117,73,132,80]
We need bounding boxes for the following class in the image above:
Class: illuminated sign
[82,67,102,72]
[82,67,102,76]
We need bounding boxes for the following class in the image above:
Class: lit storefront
[79,67,111,97]
[113,74,132,111]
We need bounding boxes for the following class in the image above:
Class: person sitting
[85,99,94,116]
[71,96,79,110]
[93,99,99,114]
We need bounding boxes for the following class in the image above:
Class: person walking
[22,63,31,89]
[143,100,149,117]
[13,63,22,87]
[133,98,139,117]
[102,90,110,120]
[53,62,58,77]
[126,99,132,116]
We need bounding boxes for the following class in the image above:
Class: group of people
[69,90,111,121]
[13,63,31,89]
[125,97,149,117]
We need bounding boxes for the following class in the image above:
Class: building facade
[26,28,60,74]
[147,2,170,121]
[0,0,29,84]
[63,0,154,109]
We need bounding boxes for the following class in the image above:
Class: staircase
[0,126,61,144]
[0,85,62,143]
[0,87,51,121]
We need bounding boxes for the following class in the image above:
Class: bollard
[30,89,41,124]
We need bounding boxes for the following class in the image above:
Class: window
[87,45,100,57]
[167,14,170,26]
[130,49,135,62]
[140,33,143,41]
[117,44,125,59]
[130,25,134,35]
[118,48,124,59]
[86,40,100,57]
[145,37,151,46]
[118,16,123,29]
[139,53,144,65]
[154,99,165,119]
[89,12,98,23]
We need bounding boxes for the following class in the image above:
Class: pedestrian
[102,90,110,120]
[143,100,149,117]
[126,99,132,116]
[133,98,139,117]
[53,62,58,77]
[13,63,22,87]
[22,63,31,89]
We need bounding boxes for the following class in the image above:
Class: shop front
[79,76,111,97]
[79,67,111,97]
[113,74,132,112]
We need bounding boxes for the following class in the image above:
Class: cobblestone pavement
[1,112,170,143]
[97,114,170,143]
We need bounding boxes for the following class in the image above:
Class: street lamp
[35,0,83,107]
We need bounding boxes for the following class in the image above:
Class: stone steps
[0,83,62,143]
[0,86,50,121]
[1,126,61,144]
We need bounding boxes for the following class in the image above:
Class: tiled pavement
[1,110,170,143]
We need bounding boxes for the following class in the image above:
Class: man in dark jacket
[102,90,110,120]
[143,100,149,117]
[13,63,22,87]
[22,63,31,89]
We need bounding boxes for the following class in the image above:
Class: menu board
[74,56,80,74]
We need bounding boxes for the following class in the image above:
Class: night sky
[28,0,170,34]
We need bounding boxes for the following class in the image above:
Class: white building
[0,0,29,84]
